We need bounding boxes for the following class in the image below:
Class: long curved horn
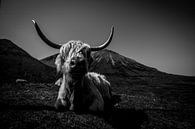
[91,26,114,51]
[32,20,61,49]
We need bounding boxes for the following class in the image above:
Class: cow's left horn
[32,20,62,49]
[91,26,114,51]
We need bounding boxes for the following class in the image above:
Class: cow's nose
[70,59,76,67]
[70,56,84,67]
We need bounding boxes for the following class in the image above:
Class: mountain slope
[41,49,194,90]
[0,39,55,83]
[40,54,57,68]
[40,49,159,75]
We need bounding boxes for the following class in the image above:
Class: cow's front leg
[55,80,70,110]
[55,97,69,110]
[54,77,62,86]
[69,90,75,111]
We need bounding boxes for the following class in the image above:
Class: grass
[0,81,194,129]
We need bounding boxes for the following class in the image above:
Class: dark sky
[0,0,195,76]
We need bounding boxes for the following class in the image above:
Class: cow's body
[56,72,112,112]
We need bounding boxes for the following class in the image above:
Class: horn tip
[111,26,114,32]
[111,26,114,30]
[32,19,36,24]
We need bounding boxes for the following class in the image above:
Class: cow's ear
[87,48,93,68]
[88,56,94,68]
[55,54,63,73]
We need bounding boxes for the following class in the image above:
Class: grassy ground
[0,82,194,129]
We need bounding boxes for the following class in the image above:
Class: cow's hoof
[55,99,69,111]
[69,104,74,111]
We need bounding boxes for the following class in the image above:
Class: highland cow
[32,20,115,112]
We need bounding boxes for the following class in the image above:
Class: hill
[0,39,55,83]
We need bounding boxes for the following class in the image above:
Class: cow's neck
[65,73,84,92]
[64,74,84,108]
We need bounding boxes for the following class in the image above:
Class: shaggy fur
[54,40,113,112]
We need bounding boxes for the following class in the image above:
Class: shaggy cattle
[32,20,115,112]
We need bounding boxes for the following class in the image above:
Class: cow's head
[32,20,114,110]
[55,41,93,80]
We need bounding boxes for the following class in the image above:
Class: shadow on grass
[0,103,55,111]
[104,108,148,129]
[0,103,148,129]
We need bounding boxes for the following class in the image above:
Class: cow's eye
[78,50,85,56]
